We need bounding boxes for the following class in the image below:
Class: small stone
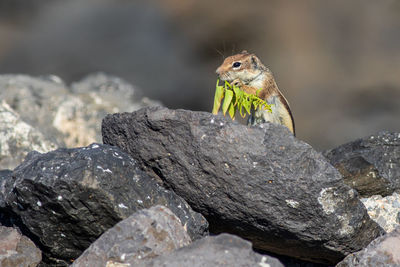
[337,226,400,266]
[136,234,284,267]
[72,206,191,266]
[0,226,41,267]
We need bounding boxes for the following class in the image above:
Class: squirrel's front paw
[232,79,243,87]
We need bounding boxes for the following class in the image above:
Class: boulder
[137,233,284,267]
[0,226,41,267]
[0,74,160,148]
[0,74,69,146]
[60,73,161,146]
[0,101,57,170]
[102,107,384,264]
[70,72,161,113]
[2,143,207,266]
[72,205,191,266]
[324,131,400,197]
[336,226,400,266]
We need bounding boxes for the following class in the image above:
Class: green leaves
[212,79,272,120]
[222,90,233,115]
[212,80,225,115]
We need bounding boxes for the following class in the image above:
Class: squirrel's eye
[232,62,241,68]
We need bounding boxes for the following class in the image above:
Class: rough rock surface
[72,205,191,267]
[324,131,400,197]
[2,143,207,266]
[59,73,161,146]
[0,74,160,148]
[0,170,14,227]
[361,193,400,233]
[0,226,41,267]
[70,72,161,113]
[0,169,12,209]
[0,101,57,170]
[137,233,284,267]
[0,75,69,146]
[336,226,400,266]
[102,107,384,264]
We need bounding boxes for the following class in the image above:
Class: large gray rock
[137,233,284,267]
[72,205,191,267]
[102,107,384,265]
[70,72,161,113]
[0,226,42,267]
[324,131,400,197]
[2,143,207,266]
[0,75,69,146]
[0,101,57,170]
[336,226,400,266]
[0,74,160,148]
[62,73,161,146]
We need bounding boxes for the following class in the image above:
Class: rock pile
[0,74,399,266]
[102,107,386,265]
[1,143,207,265]
[0,73,159,169]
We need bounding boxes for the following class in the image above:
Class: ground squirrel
[216,50,295,135]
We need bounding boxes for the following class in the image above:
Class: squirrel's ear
[251,56,258,69]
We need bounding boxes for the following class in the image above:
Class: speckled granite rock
[0,101,57,170]
[0,74,161,148]
[361,192,400,233]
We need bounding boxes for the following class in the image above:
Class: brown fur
[216,51,295,135]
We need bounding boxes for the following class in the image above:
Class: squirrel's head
[216,50,268,83]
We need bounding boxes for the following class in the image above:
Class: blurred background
[0,0,399,150]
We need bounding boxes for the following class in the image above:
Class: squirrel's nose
[215,67,221,75]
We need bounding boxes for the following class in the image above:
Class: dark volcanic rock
[324,131,400,197]
[102,107,384,265]
[137,233,284,267]
[2,143,207,266]
[336,226,400,266]
[0,226,42,267]
[72,205,191,267]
